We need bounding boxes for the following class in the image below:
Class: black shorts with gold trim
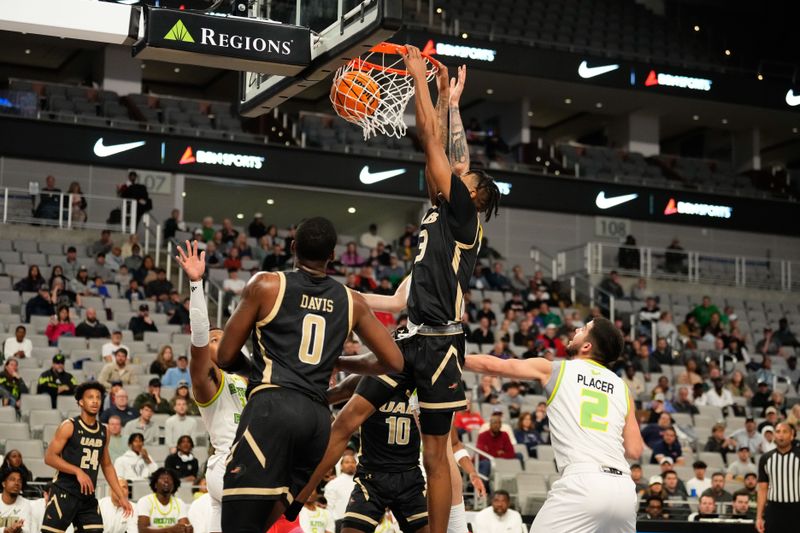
[363,327,467,414]
[342,465,428,533]
[42,489,103,533]
[222,387,331,504]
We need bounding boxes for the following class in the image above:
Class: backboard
[239,0,403,117]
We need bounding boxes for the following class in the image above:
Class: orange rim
[346,41,442,76]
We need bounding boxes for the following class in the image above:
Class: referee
[756,422,800,533]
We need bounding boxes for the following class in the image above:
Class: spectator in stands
[780,356,800,391]
[618,235,640,270]
[686,461,712,497]
[453,399,484,439]
[752,380,773,412]
[537,324,567,358]
[162,354,191,387]
[145,269,173,301]
[44,305,75,346]
[354,266,378,292]
[377,254,405,288]
[729,489,754,519]
[655,311,678,343]
[136,255,157,286]
[742,472,758,504]
[760,426,776,453]
[598,270,625,300]
[676,359,702,386]
[34,174,61,220]
[477,413,519,478]
[759,407,780,433]
[101,387,137,425]
[701,473,732,505]
[469,317,495,346]
[486,262,512,291]
[773,317,799,348]
[114,432,157,481]
[512,319,537,348]
[0,466,32,532]
[98,348,135,388]
[134,378,172,414]
[96,477,132,533]
[1,450,32,489]
[701,377,735,411]
[651,427,684,465]
[534,303,561,328]
[170,381,199,416]
[128,303,157,341]
[158,289,182,318]
[112,264,130,289]
[633,342,662,377]
[323,453,357,523]
[497,381,522,418]
[650,337,672,366]
[262,243,288,272]
[503,292,525,316]
[89,253,113,283]
[36,353,76,408]
[201,240,221,268]
[199,216,215,242]
[117,171,151,226]
[161,209,184,242]
[150,345,176,377]
[662,469,689,513]
[168,297,191,329]
[641,412,671,448]
[24,285,53,322]
[124,279,145,303]
[102,331,129,363]
[672,386,698,415]
[726,446,757,481]
[0,359,27,409]
[638,495,667,521]
[622,363,645,400]
[74,307,110,339]
[65,181,87,223]
[704,423,737,463]
[220,217,239,246]
[165,396,197,450]
[765,390,787,418]
[527,270,551,304]
[688,494,718,521]
[107,415,128,463]
[476,375,500,404]
[233,233,252,259]
[509,265,528,292]
[474,490,523,533]
[692,296,722,330]
[664,239,686,274]
[247,212,267,239]
[359,223,385,249]
[123,402,158,444]
[514,411,543,458]
[730,418,765,453]
[630,277,652,302]
[106,245,124,272]
[638,297,661,337]
[165,435,199,483]
[123,244,143,273]
[678,314,702,342]
[630,464,647,495]
[223,246,243,271]
[339,241,363,269]
[59,246,80,281]
[3,326,32,360]
[13,265,46,293]
[88,229,113,258]
[726,370,753,400]
[756,328,780,355]
[476,299,497,327]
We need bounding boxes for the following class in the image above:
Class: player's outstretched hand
[176,240,206,282]
[76,470,94,495]
[470,472,487,497]
[402,45,427,80]
[435,62,449,95]
[449,65,467,105]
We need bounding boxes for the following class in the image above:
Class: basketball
[331,71,381,120]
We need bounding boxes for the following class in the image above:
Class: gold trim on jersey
[51,493,63,518]
[377,374,398,388]
[82,525,104,530]
[248,383,280,399]
[42,526,65,533]
[223,486,290,498]
[196,368,225,408]
[345,287,354,336]
[344,512,379,526]
[406,511,428,522]
[354,478,370,501]
[243,427,267,469]
[77,417,100,434]
[450,221,481,321]
[417,399,467,410]
[254,272,286,386]
[431,345,459,385]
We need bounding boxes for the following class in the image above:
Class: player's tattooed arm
[448,65,470,177]
[327,373,363,405]
[435,63,450,151]
[464,354,553,383]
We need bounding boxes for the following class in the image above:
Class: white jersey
[134,494,187,530]
[0,495,32,533]
[544,359,630,474]
[299,505,335,533]
[198,370,247,455]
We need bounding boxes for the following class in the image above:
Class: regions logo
[164,20,195,43]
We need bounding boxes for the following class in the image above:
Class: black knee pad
[418,411,452,435]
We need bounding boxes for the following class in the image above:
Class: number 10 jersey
[247,270,353,404]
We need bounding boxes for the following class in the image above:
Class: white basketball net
[330,43,439,140]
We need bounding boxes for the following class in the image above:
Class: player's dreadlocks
[470,169,501,222]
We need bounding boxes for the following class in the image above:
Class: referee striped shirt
[758,445,800,503]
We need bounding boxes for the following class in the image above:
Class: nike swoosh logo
[93,138,146,158]
[359,166,407,185]
[786,89,800,107]
[578,61,620,79]
[595,192,638,209]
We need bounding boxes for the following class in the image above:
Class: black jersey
[53,416,106,497]
[407,175,481,326]
[248,270,353,404]
[359,390,421,472]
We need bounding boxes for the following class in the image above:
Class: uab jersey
[248,270,353,404]
[407,175,481,326]
[53,416,107,497]
[359,390,420,472]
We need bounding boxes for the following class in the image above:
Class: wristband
[189,280,209,347]
[454,448,470,463]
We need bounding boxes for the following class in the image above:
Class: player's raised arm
[449,65,470,177]
[403,45,454,201]
[45,420,94,495]
[464,354,553,383]
[435,64,450,153]
[350,292,404,374]
[175,241,222,404]
[217,272,277,371]
[326,373,363,405]
[100,425,133,516]
[361,275,410,313]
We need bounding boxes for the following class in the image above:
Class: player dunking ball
[289,45,500,533]
[175,240,248,533]
[215,216,404,533]
[43,381,133,532]
[465,318,645,533]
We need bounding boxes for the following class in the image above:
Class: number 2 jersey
[544,359,630,474]
[53,416,107,497]
[248,270,353,404]
[407,175,482,327]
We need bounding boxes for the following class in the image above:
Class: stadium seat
[4,439,44,458]
[525,459,557,476]
[29,409,65,431]
[535,445,555,464]
[57,395,81,418]
[0,406,16,423]
[58,337,88,353]
[516,473,548,514]
[492,458,523,493]
[19,394,53,418]
[25,457,52,480]
[1,423,31,440]
[698,452,725,470]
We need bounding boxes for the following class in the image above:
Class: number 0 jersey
[358,388,421,472]
[198,370,247,456]
[53,416,107,497]
[407,175,482,327]
[544,359,630,474]
[248,270,353,404]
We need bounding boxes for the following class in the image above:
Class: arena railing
[1,186,138,234]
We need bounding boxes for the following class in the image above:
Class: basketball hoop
[330,42,441,139]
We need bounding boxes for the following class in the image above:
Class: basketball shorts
[42,489,103,532]
[342,465,428,533]
[531,464,637,533]
[222,388,331,505]
[363,328,466,414]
